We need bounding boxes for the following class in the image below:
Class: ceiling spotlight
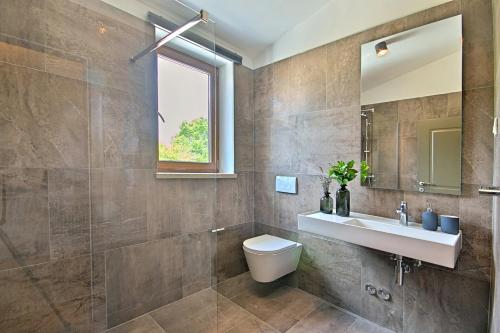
[375,41,389,56]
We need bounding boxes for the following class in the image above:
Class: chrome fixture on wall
[392,255,422,286]
[364,283,392,301]
[130,9,208,63]
[360,108,375,186]
[478,186,500,195]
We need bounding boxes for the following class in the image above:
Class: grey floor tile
[104,275,395,333]
[286,303,356,333]
[231,284,322,332]
[105,315,165,333]
[225,316,279,333]
[347,318,396,333]
[150,288,218,333]
[149,287,274,333]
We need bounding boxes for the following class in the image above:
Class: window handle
[158,112,165,123]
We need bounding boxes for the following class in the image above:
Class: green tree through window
[159,117,209,163]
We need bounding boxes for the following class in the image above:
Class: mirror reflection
[360,15,463,195]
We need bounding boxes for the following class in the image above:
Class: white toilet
[243,234,302,283]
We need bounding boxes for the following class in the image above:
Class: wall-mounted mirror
[360,15,462,195]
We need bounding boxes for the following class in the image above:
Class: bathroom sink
[297,211,462,268]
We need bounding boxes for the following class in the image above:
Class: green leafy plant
[360,160,370,183]
[319,167,333,194]
[159,117,209,162]
[328,160,370,186]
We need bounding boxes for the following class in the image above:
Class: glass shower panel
[88,1,220,331]
[0,1,92,332]
[0,0,220,332]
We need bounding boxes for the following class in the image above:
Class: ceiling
[145,0,332,60]
[102,0,453,68]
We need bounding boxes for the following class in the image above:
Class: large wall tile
[91,253,107,332]
[48,168,90,260]
[0,255,92,333]
[105,237,183,327]
[179,179,216,234]
[0,168,49,270]
[216,222,252,282]
[91,85,155,169]
[235,116,255,173]
[0,63,88,169]
[234,65,255,121]
[326,36,361,108]
[237,172,255,225]
[254,115,300,173]
[0,0,46,44]
[44,0,154,94]
[254,172,276,225]
[297,232,363,314]
[403,266,489,333]
[0,36,45,71]
[289,46,327,114]
[254,65,274,119]
[182,232,211,297]
[405,1,461,30]
[91,168,148,252]
[216,178,239,229]
[462,87,494,185]
[359,250,403,332]
[297,108,359,174]
[274,190,300,231]
[462,0,494,89]
[146,178,182,241]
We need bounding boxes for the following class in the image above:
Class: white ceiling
[146,0,332,61]
[102,0,453,68]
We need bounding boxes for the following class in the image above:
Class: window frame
[156,47,219,173]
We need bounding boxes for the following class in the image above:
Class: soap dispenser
[422,201,438,231]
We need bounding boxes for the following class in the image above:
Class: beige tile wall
[254,1,493,332]
[0,0,255,331]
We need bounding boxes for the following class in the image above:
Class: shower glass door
[0,0,224,332]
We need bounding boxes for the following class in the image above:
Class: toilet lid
[243,234,297,254]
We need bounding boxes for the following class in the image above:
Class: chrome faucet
[396,201,409,226]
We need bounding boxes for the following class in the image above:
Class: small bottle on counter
[422,201,438,231]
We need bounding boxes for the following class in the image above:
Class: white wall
[361,51,461,105]
[255,0,452,68]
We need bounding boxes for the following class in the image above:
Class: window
[157,47,218,173]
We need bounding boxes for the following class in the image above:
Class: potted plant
[319,167,333,214]
[328,160,369,217]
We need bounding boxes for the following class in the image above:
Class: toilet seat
[243,234,302,282]
[243,234,297,254]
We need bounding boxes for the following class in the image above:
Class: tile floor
[105,273,394,333]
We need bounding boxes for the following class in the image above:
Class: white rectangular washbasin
[297,211,462,268]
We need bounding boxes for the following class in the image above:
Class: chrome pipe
[479,186,500,195]
[130,10,208,63]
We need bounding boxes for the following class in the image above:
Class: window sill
[156,172,238,179]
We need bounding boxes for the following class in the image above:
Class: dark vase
[336,185,350,217]
[320,192,333,214]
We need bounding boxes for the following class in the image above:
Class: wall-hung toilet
[243,234,302,283]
